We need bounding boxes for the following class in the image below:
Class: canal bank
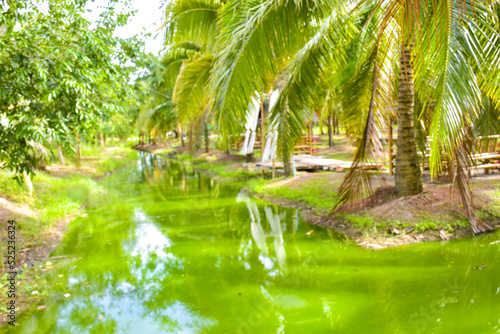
[133,145,500,248]
[0,146,138,324]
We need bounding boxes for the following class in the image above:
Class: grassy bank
[244,172,500,247]
[0,145,137,324]
[245,173,341,214]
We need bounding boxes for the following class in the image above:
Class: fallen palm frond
[332,61,385,212]
[448,128,494,234]
[332,4,397,211]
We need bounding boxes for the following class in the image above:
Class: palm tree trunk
[308,122,313,155]
[204,124,210,153]
[283,150,292,177]
[260,97,266,154]
[178,123,184,147]
[328,111,333,147]
[395,44,423,195]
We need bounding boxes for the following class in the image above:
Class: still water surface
[6,152,500,333]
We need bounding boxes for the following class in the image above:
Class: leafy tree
[0,0,143,176]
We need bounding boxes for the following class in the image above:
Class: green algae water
[4,152,500,333]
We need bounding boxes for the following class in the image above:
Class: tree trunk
[388,118,394,175]
[204,125,210,153]
[308,122,313,155]
[225,137,231,155]
[328,111,333,147]
[334,116,340,135]
[57,145,65,165]
[76,134,82,168]
[283,150,292,177]
[99,119,104,148]
[178,123,184,147]
[260,97,265,154]
[395,43,423,196]
[23,170,33,196]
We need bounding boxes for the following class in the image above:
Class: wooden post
[272,159,276,179]
[308,122,313,155]
[388,118,393,175]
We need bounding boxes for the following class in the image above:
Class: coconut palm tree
[141,0,222,151]
[207,0,500,233]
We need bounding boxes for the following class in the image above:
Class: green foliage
[338,214,377,228]
[0,171,28,202]
[0,146,136,244]
[0,0,145,176]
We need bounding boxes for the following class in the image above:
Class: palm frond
[173,53,214,124]
[269,3,358,165]
[332,3,399,210]
[164,0,221,50]
[414,0,487,176]
[448,127,494,234]
[159,43,200,90]
[210,0,331,139]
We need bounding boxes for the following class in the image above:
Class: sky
[86,0,167,55]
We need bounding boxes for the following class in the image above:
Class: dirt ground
[0,197,75,323]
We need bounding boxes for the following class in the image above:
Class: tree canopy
[0,0,145,176]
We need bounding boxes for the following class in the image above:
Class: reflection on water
[5,151,500,334]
